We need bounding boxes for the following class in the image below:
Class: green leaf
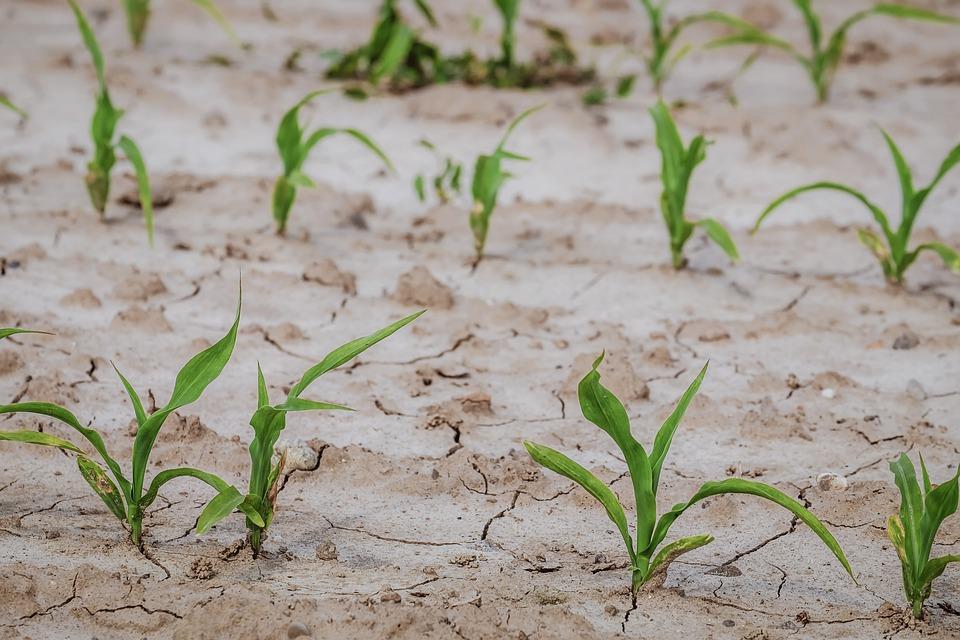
[872,4,960,25]
[879,129,915,215]
[616,74,636,98]
[412,0,438,27]
[792,0,822,50]
[578,353,655,552]
[582,87,608,106]
[857,228,890,263]
[0,328,51,341]
[912,143,960,212]
[0,429,83,454]
[912,243,960,273]
[918,464,960,565]
[112,364,147,428]
[649,362,708,492]
[273,398,354,413]
[336,128,395,172]
[196,487,245,534]
[651,478,855,579]
[921,555,960,585]
[646,533,714,579]
[414,174,427,201]
[524,440,634,562]
[190,0,241,45]
[116,135,154,247]
[370,23,413,82]
[68,0,106,90]
[890,454,926,574]
[695,219,739,262]
[753,182,895,245]
[0,402,129,498]
[132,288,241,499]
[78,456,128,522]
[257,363,269,409]
[495,105,544,154]
[288,310,424,399]
[0,95,27,118]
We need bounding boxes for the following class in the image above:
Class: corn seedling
[650,101,738,269]
[200,311,424,556]
[753,130,960,284]
[0,290,262,547]
[525,355,854,593]
[469,105,541,264]
[888,453,960,618]
[272,90,393,235]
[326,0,445,91]
[414,139,463,204]
[706,2,960,103]
[637,1,762,92]
[494,0,520,69]
[122,0,238,48]
[69,0,155,245]
[0,95,26,119]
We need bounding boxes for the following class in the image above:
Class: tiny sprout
[525,355,854,593]
[272,90,393,235]
[414,139,463,204]
[69,0,155,245]
[122,0,239,48]
[0,95,26,119]
[650,101,738,269]
[753,129,960,284]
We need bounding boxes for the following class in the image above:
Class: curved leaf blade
[78,456,127,522]
[0,429,83,454]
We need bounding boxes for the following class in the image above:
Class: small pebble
[315,540,338,561]
[816,472,849,492]
[821,388,835,399]
[380,589,402,603]
[892,331,920,350]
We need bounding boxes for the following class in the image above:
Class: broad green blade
[140,466,232,510]
[78,456,127,522]
[196,487,245,534]
[791,0,822,49]
[112,363,147,428]
[649,362,708,491]
[0,95,27,118]
[370,23,413,82]
[414,174,426,201]
[0,429,83,454]
[68,0,106,90]
[116,135,154,247]
[273,397,354,413]
[649,478,855,579]
[288,310,424,399]
[257,363,269,408]
[911,243,960,273]
[647,533,714,579]
[132,288,241,498]
[695,219,739,262]
[0,328,51,341]
[918,454,932,495]
[918,464,960,563]
[873,4,960,24]
[524,440,635,562]
[912,143,960,211]
[578,353,655,550]
[921,555,960,585]
[753,182,894,243]
[879,129,914,214]
[0,402,129,498]
[890,454,925,574]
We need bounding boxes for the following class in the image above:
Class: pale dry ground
[1,0,960,638]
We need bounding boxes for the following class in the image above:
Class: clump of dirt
[111,271,167,301]
[61,288,102,308]
[393,266,454,309]
[303,258,358,295]
[111,306,172,332]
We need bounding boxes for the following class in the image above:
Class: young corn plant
[888,453,960,618]
[122,0,238,48]
[200,311,424,557]
[69,0,155,246]
[650,101,738,269]
[637,1,763,92]
[493,0,520,69]
[272,90,393,235]
[414,139,463,204]
[325,0,444,90]
[525,355,855,593]
[0,291,263,547]
[469,104,542,264]
[753,130,960,284]
[706,2,960,103]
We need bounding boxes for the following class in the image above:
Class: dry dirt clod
[189,557,216,580]
[274,439,320,472]
[380,589,402,603]
[303,258,357,295]
[892,331,920,350]
[816,472,849,492]
[287,621,312,638]
[60,287,102,308]
[315,540,338,561]
[393,265,454,309]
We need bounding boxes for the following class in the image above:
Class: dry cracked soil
[1,0,959,638]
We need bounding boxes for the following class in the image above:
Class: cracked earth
[2,0,960,638]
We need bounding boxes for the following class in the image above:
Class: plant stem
[631,569,644,594]
[130,517,143,547]
[248,527,262,558]
[671,245,686,270]
[912,598,923,619]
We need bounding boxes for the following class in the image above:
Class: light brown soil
[2,1,959,639]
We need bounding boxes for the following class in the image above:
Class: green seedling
[414,139,463,204]
[0,95,26,119]
[888,453,960,618]
[69,0,155,245]
[0,290,262,547]
[494,0,520,69]
[122,0,238,48]
[525,355,854,593]
[272,90,393,235]
[753,130,960,284]
[650,101,738,269]
[326,0,444,90]
[637,1,762,92]
[469,105,541,264]
[199,311,424,556]
[706,2,960,103]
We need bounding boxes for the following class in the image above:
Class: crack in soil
[323,516,465,547]
[348,333,475,369]
[480,490,520,541]
[18,572,79,620]
[16,495,83,527]
[82,603,183,620]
